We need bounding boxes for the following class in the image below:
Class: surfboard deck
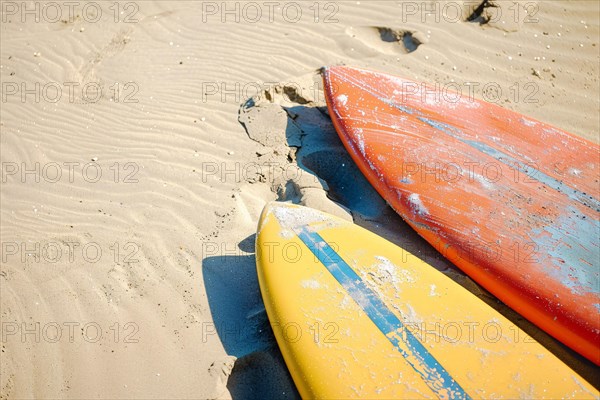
[256,202,598,398]
[322,66,600,365]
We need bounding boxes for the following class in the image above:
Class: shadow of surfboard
[202,239,300,399]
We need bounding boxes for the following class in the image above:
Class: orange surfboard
[323,66,600,365]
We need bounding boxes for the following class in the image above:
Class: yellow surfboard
[256,202,598,399]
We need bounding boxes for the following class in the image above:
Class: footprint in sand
[341,26,428,57]
[466,0,537,32]
[238,73,391,221]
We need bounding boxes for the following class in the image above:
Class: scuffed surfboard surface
[256,202,598,398]
[322,66,600,365]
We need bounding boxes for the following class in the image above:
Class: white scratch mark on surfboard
[521,118,537,127]
[300,279,321,289]
[424,96,438,106]
[569,168,582,177]
[355,128,365,155]
[375,256,396,282]
[467,171,494,190]
[571,375,600,398]
[402,303,423,325]
[429,284,438,297]
[271,203,337,233]
[374,256,416,284]
[407,193,429,216]
[462,99,481,109]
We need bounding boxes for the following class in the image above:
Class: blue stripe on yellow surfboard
[296,228,471,399]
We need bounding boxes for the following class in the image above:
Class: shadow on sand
[202,244,300,399]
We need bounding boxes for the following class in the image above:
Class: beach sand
[1,1,598,398]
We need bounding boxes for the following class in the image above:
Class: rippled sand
[1,1,598,398]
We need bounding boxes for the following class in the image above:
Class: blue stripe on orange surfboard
[328,68,599,212]
[417,117,600,213]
